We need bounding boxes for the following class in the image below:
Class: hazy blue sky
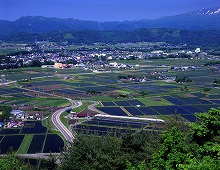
[1,0,219,21]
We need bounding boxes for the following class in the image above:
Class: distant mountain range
[0,6,220,36]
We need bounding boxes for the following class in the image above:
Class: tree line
[2,29,220,46]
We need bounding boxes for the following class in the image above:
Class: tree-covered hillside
[2,29,220,45]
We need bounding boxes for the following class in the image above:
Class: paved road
[18,87,96,143]
[9,85,101,142]
[51,99,82,142]
[16,153,60,159]
[0,80,17,86]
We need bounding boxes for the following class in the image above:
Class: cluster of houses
[68,110,98,125]
[26,112,43,120]
[171,65,199,72]
[2,40,218,71]
[0,109,43,129]
[0,110,24,128]
[42,61,134,70]
[117,76,148,83]
[145,48,207,59]
[3,120,24,128]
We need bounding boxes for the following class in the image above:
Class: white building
[195,48,201,53]
[10,110,25,119]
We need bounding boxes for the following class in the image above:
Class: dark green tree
[151,127,189,170]
[151,108,220,170]
[0,106,12,122]
[59,130,160,170]
[60,133,124,170]
[191,108,220,145]
[0,152,31,170]
[29,59,42,67]
[126,161,146,170]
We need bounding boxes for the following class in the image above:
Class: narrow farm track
[87,100,106,114]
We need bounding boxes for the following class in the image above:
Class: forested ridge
[2,29,220,45]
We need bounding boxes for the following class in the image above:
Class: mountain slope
[150,13,220,30]
[189,6,220,15]
[0,6,219,35]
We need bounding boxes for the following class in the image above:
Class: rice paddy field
[0,121,64,154]
[0,58,220,151]
[96,95,219,122]
[73,116,164,136]
[1,59,220,113]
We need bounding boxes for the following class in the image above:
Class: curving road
[87,101,102,113]
[51,99,105,142]
[20,86,91,143]
[20,87,101,142]
[87,100,106,114]
[51,99,82,142]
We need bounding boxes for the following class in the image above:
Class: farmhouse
[26,112,43,120]
[10,110,25,119]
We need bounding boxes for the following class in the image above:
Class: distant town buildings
[1,41,219,71]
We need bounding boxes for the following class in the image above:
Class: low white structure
[95,114,164,122]
[109,62,118,67]
[195,48,201,53]
[10,110,25,119]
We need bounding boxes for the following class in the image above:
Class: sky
[0,0,220,22]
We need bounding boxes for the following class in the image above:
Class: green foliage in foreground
[126,161,146,170]
[0,152,57,170]
[0,152,31,170]
[59,131,160,170]
[151,108,220,170]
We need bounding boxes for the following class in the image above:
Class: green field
[138,97,173,106]
[17,134,34,154]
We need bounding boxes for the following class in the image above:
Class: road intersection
[51,99,103,142]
